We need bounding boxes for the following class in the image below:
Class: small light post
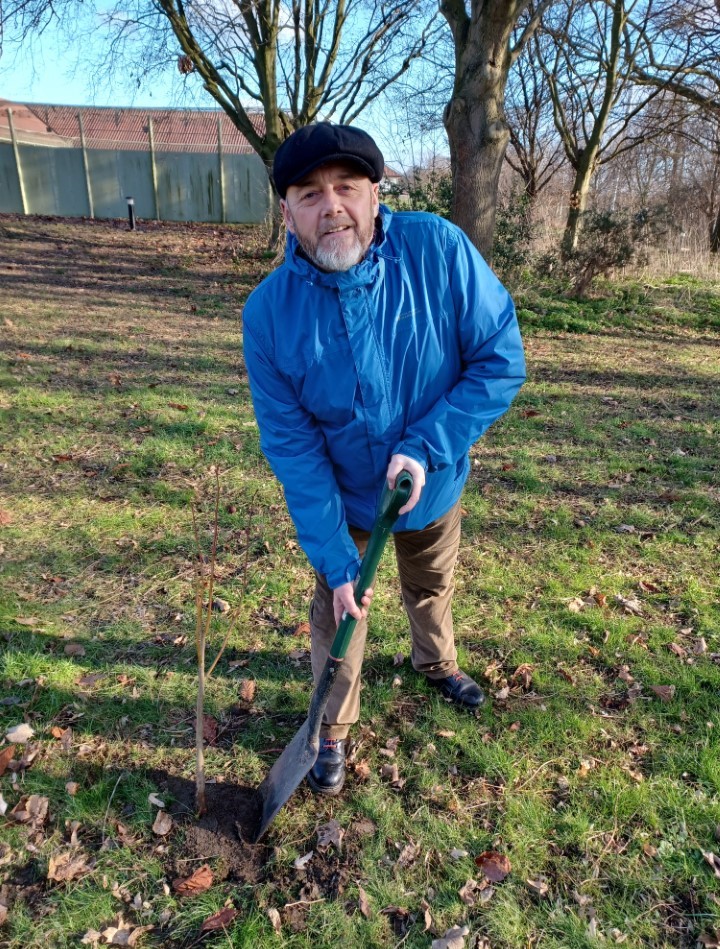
[126,196,136,231]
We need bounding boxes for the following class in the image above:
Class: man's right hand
[333,582,374,628]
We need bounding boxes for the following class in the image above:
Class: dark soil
[149,771,267,883]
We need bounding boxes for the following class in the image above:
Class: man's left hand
[386,453,426,515]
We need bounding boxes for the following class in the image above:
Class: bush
[562,208,658,297]
[383,166,452,218]
[493,190,533,280]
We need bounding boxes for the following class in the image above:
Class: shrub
[493,190,533,280]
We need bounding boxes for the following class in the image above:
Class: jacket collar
[283,204,393,288]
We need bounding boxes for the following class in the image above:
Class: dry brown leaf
[642,843,658,857]
[202,715,218,745]
[66,782,79,796]
[47,850,91,882]
[702,851,720,879]
[475,850,511,883]
[526,877,549,897]
[649,685,676,702]
[0,904,7,926]
[293,622,311,637]
[10,794,49,826]
[353,759,371,781]
[14,616,40,626]
[436,729,455,738]
[152,810,173,836]
[511,663,534,690]
[357,884,372,919]
[239,679,256,703]
[393,652,405,666]
[667,642,687,659]
[0,745,16,777]
[699,933,720,948]
[352,817,377,836]
[76,672,104,689]
[102,922,154,946]
[396,842,420,868]
[267,907,282,933]
[64,643,86,657]
[386,736,401,753]
[0,509,12,526]
[200,907,238,931]
[614,594,643,616]
[167,402,189,411]
[5,724,34,744]
[431,924,471,949]
[458,879,479,906]
[173,864,213,895]
[317,819,344,852]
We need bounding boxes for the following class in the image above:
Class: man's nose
[318,187,344,215]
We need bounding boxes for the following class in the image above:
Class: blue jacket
[242,206,526,588]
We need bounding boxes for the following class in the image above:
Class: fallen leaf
[148,793,165,808]
[357,883,372,918]
[0,794,6,816]
[14,616,40,626]
[649,685,675,702]
[511,663,534,689]
[385,736,401,754]
[167,402,189,411]
[614,594,643,616]
[436,729,455,738]
[0,745,16,776]
[526,877,549,897]
[294,622,311,636]
[47,850,91,882]
[10,794,49,826]
[201,907,238,931]
[702,851,720,879]
[475,850,511,882]
[212,597,230,613]
[0,904,6,927]
[458,879,479,906]
[431,924,471,949]
[694,638,708,655]
[5,724,32,747]
[52,454,74,463]
[80,930,102,946]
[64,643,86,657]
[152,810,173,836]
[173,864,213,895]
[202,715,218,745]
[76,672,104,689]
[0,509,12,525]
[393,652,405,666]
[699,933,720,948]
[614,524,637,534]
[495,686,510,700]
[267,907,282,933]
[293,851,313,870]
[642,843,658,857]
[103,922,154,946]
[353,759,371,781]
[317,819,344,852]
[66,782,79,796]
[520,408,541,418]
[567,597,586,613]
[667,642,687,659]
[239,679,256,703]
[352,817,377,836]
[397,842,420,868]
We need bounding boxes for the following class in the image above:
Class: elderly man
[242,124,525,795]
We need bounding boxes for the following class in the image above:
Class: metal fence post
[78,113,95,218]
[217,115,226,224]
[148,117,160,220]
[7,109,28,215]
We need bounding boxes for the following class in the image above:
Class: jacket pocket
[298,347,359,427]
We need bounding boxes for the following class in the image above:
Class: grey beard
[299,230,369,272]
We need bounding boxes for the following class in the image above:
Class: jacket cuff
[326,556,362,590]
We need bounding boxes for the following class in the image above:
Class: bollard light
[126,196,136,231]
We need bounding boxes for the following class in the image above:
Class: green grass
[1,216,719,947]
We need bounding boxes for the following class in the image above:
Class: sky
[0,14,448,169]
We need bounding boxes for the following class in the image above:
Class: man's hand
[386,453,426,515]
[333,583,374,628]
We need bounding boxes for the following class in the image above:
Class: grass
[1,214,719,948]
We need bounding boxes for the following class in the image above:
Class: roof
[0,100,264,153]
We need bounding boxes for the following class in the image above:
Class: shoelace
[450,671,465,684]
[321,738,340,752]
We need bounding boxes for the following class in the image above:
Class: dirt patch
[149,771,267,883]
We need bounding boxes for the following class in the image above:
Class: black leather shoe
[428,669,485,709]
[307,738,346,796]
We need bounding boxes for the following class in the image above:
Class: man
[242,123,525,795]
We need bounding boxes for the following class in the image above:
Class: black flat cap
[273,123,384,198]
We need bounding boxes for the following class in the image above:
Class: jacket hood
[283,204,394,288]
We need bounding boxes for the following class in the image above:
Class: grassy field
[1,214,719,949]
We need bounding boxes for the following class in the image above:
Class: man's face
[281,162,380,272]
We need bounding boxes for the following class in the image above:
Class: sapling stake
[191,466,252,816]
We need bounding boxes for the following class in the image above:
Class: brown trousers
[309,502,461,739]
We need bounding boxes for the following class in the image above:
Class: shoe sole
[306,770,345,796]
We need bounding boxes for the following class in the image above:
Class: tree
[505,13,565,203]
[1,0,440,245]
[438,0,556,259]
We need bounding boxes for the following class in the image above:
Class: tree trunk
[562,148,597,256]
[444,95,510,261]
[710,204,720,253]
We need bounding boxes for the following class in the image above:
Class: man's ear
[371,182,380,215]
[280,199,295,234]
